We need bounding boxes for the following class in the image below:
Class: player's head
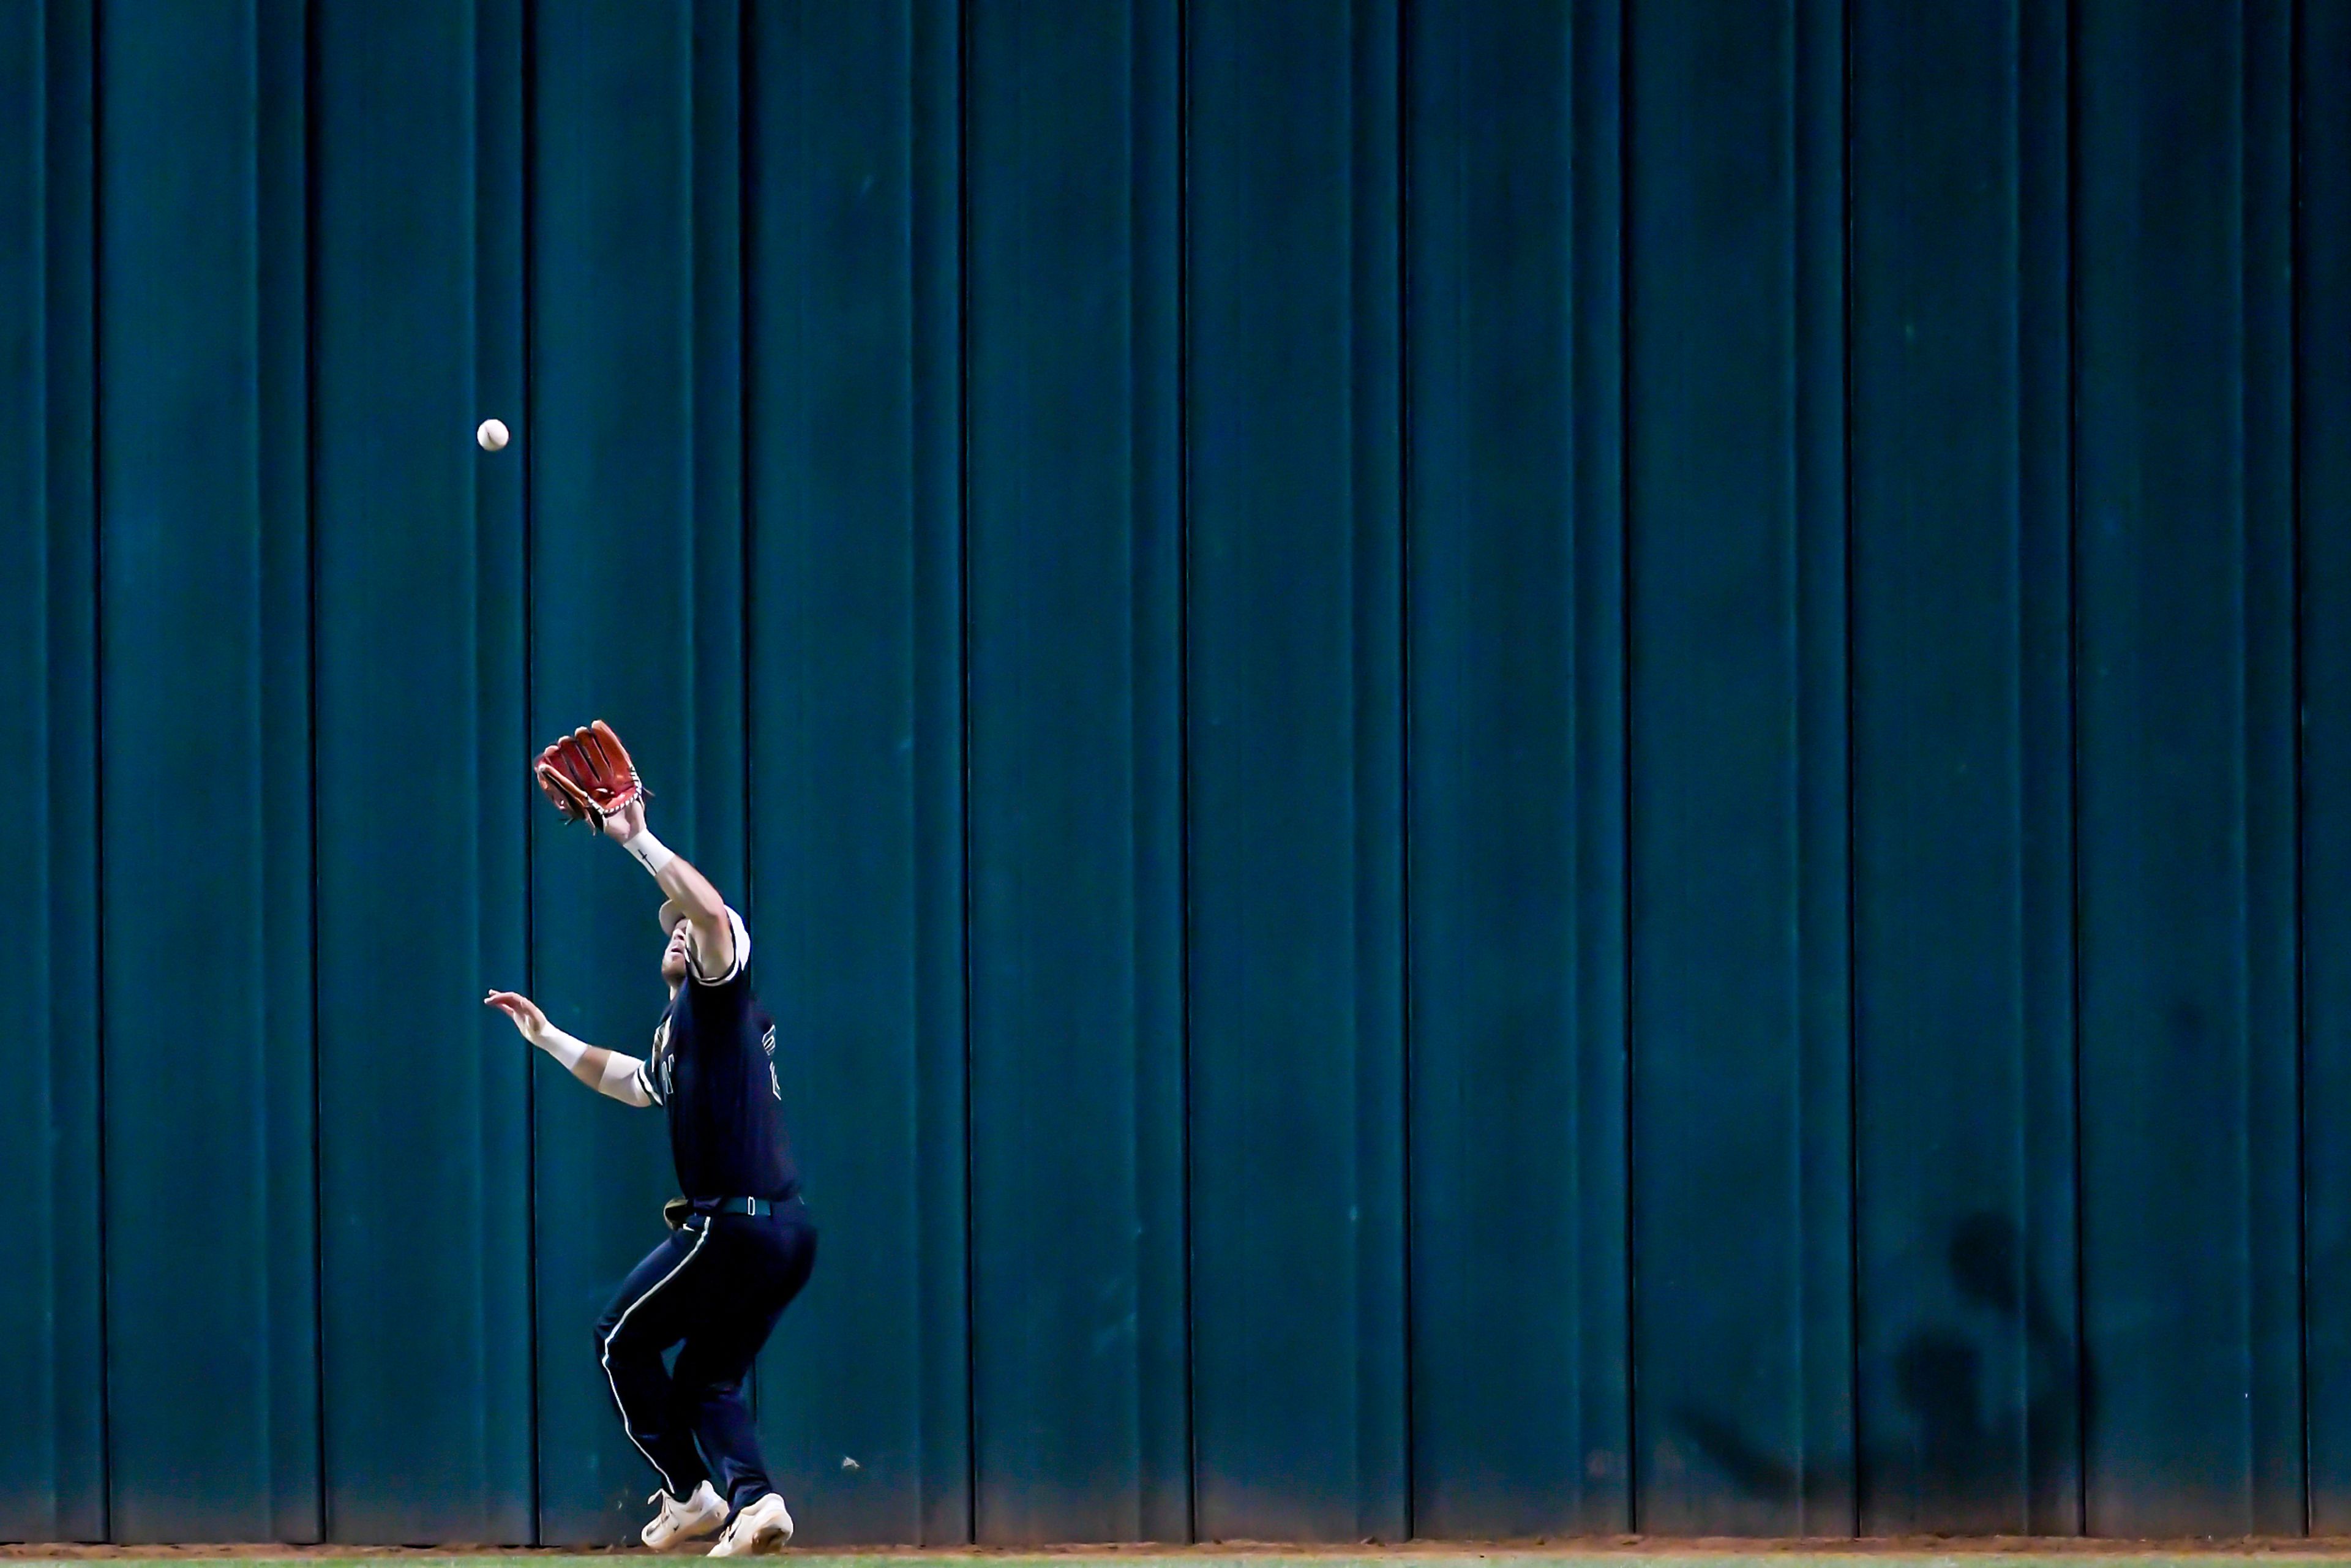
[658,900,691,989]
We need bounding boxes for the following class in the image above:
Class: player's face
[661,920,691,987]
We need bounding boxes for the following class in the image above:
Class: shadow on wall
[1676,1212,2088,1531]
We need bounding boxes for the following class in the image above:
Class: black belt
[666,1193,797,1231]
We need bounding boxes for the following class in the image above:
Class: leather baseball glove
[534,719,648,830]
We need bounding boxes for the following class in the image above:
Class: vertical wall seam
[955,0,978,1539]
[2240,0,2257,1495]
[516,0,540,1539]
[1837,0,1861,1531]
[1769,0,1804,1520]
[1131,0,1196,1539]
[1174,0,1197,1537]
[249,0,272,1495]
[2063,0,2090,1528]
[1787,0,1805,1518]
[2011,0,2038,1525]
[735,0,754,1145]
[2008,0,2027,1520]
[252,0,286,1496]
[733,0,759,1441]
[2237,0,2259,1517]
[2288,0,2312,1530]
[1392,0,1414,1542]
[31,0,54,1525]
[467,0,484,1500]
[298,0,327,1536]
[82,0,111,1536]
[1787,0,1853,1518]
[1616,0,1638,1528]
[1785,28,1804,1509]
[681,4,699,803]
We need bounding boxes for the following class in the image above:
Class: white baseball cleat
[641,1480,728,1550]
[707,1492,794,1556]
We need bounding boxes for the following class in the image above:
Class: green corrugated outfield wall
[2,0,2347,1548]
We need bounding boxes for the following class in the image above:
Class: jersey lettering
[651,907,798,1200]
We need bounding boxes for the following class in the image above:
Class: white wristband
[536,1025,590,1073]
[624,828,676,877]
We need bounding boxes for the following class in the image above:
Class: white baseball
[477,418,510,452]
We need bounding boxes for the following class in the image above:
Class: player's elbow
[662,889,727,931]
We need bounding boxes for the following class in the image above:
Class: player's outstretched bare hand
[484,990,549,1046]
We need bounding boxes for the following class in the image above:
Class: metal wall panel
[2304,0,2351,1532]
[0,0,101,1542]
[1185,0,1408,1542]
[1403,0,1629,1536]
[525,0,744,1541]
[94,0,318,1540]
[1847,0,2079,1535]
[1624,0,1853,1535]
[2072,0,2302,1535]
[742,0,971,1546]
[311,0,531,1542]
[964,0,1188,1545]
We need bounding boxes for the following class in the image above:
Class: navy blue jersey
[632,908,800,1202]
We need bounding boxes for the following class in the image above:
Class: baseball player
[485,721,812,1556]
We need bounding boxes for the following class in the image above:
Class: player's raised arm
[534,719,736,979]
[484,989,655,1107]
[601,797,736,979]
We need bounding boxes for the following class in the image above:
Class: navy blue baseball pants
[594,1201,817,1513]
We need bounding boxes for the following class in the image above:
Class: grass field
[14,1550,2351,1567]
